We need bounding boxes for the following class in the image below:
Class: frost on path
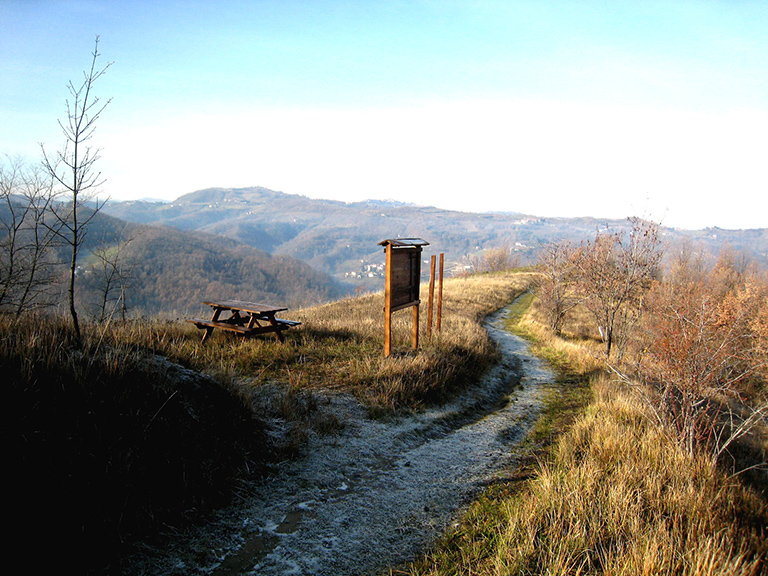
[126,305,554,576]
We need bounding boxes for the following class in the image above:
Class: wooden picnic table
[187,299,301,343]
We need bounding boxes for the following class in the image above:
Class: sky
[2,0,768,230]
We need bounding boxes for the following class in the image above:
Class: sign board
[389,247,422,310]
[379,238,430,356]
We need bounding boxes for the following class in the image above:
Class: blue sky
[2,0,768,230]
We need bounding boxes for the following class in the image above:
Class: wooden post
[437,253,444,332]
[412,303,419,351]
[427,255,436,338]
[384,242,393,357]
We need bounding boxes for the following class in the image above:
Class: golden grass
[4,271,536,572]
[396,293,768,576]
[514,296,604,374]
[485,374,767,576]
[103,271,537,414]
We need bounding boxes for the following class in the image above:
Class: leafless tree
[629,260,768,461]
[535,239,579,335]
[570,217,663,359]
[0,157,61,315]
[86,235,134,324]
[41,36,112,340]
[453,246,519,277]
[479,245,518,273]
[454,253,481,277]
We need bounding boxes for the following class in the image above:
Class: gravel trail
[126,304,554,576]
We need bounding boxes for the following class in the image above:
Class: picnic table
[188,299,301,343]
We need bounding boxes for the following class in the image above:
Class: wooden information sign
[379,238,430,357]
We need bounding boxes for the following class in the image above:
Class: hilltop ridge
[104,187,768,286]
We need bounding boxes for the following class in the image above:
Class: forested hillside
[0,199,346,318]
[78,218,346,317]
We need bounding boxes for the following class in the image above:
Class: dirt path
[125,305,554,576]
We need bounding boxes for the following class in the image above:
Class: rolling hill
[103,187,768,286]
[74,210,348,317]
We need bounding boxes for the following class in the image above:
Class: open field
[104,271,537,414]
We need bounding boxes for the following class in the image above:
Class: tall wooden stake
[427,255,436,338]
[437,253,444,332]
[412,303,419,350]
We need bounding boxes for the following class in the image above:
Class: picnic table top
[201,300,288,314]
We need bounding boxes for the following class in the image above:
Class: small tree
[571,217,663,358]
[536,239,578,335]
[454,252,481,277]
[480,245,518,273]
[0,157,60,315]
[87,235,134,323]
[41,36,112,340]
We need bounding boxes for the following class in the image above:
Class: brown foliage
[636,251,768,458]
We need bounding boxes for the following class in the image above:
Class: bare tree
[571,217,663,358]
[0,157,61,315]
[86,235,134,324]
[454,253,481,277]
[453,246,519,277]
[41,36,112,340]
[479,245,518,273]
[535,240,578,335]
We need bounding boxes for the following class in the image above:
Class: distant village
[344,261,386,280]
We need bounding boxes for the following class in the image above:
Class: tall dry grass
[2,313,267,574]
[6,270,536,572]
[397,291,768,576]
[104,271,536,414]
[483,374,767,575]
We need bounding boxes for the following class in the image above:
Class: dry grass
[5,271,535,573]
[14,270,765,575]
[515,295,604,373]
[483,374,767,576]
[2,313,267,573]
[396,292,768,576]
[105,271,536,414]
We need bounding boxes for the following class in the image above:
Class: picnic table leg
[266,315,285,343]
[201,307,224,343]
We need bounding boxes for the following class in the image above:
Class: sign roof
[378,238,430,247]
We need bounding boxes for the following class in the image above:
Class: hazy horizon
[2,1,768,230]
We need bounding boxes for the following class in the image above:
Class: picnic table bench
[188,299,301,343]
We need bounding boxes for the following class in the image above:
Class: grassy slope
[395,293,768,575]
[10,270,765,575]
[4,271,533,574]
[108,271,536,415]
[3,315,269,574]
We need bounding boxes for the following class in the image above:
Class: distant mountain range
[102,187,768,287]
